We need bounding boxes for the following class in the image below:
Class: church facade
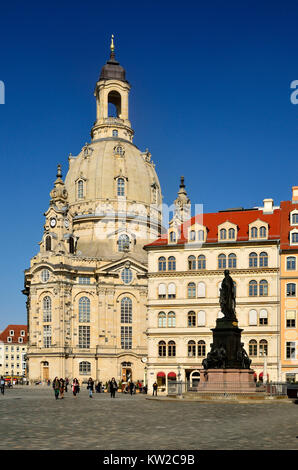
[23,40,162,384]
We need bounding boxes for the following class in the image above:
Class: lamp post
[177,365,182,397]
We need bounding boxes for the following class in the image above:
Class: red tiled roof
[145,208,281,248]
[280,200,298,250]
[0,325,28,344]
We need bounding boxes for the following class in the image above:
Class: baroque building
[144,185,282,394]
[0,325,28,379]
[23,39,162,383]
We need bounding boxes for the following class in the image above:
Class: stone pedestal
[198,368,256,393]
[211,318,244,368]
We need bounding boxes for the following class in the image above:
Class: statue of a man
[219,269,237,320]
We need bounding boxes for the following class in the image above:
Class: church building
[23,38,163,384]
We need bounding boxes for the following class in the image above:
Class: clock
[50,218,56,228]
[64,218,69,228]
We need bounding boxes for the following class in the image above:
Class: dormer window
[190,230,196,241]
[220,229,227,240]
[228,228,235,239]
[18,337,23,343]
[169,231,176,243]
[251,227,258,239]
[10,330,14,336]
[198,230,204,241]
[20,330,25,337]
[7,337,12,343]
[259,226,267,238]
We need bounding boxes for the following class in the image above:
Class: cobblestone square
[0,386,297,450]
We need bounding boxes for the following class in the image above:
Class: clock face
[50,218,56,228]
[64,219,69,228]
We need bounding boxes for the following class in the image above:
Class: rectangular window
[287,283,296,297]
[291,232,298,244]
[286,311,296,328]
[292,213,298,225]
[43,325,51,348]
[121,326,132,350]
[78,326,90,349]
[78,276,91,285]
[286,341,296,359]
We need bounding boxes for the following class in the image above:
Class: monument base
[197,368,256,393]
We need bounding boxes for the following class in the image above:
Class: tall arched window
[45,236,51,251]
[249,280,258,296]
[259,252,268,267]
[169,231,176,242]
[158,341,166,357]
[117,178,125,196]
[259,339,268,357]
[118,234,130,252]
[218,254,226,269]
[168,312,176,327]
[248,309,258,326]
[188,341,196,357]
[188,255,196,270]
[69,236,75,254]
[168,341,176,357]
[249,252,258,268]
[198,340,206,357]
[43,296,52,322]
[158,312,166,328]
[121,297,132,323]
[198,230,204,241]
[228,228,235,239]
[189,230,196,241]
[187,283,196,298]
[251,227,258,238]
[197,255,206,270]
[187,311,196,327]
[259,226,267,238]
[220,228,227,240]
[77,180,84,199]
[259,280,268,297]
[249,339,258,356]
[287,256,296,270]
[197,282,206,298]
[79,297,90,322]
[197,310,206,326]
[228,253,237,268]
[158,257,166,271]
[168,256,176,271]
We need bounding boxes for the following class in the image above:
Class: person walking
[65,378,69,393]
[153,381,158,396]
[53,377,60,400]
[109,377,117,398]
[72,378,79,397]
[129,381,135,396]
[59,378,65,399]
[87,377,94,398]
[0,376,5,395]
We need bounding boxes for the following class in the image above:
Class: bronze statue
[219,269,237,320]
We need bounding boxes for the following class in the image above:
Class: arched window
[158,341,166,357]
[220,228,227,240]
[187,283,196,299]
[197,282,206,298]
[187,311,196,327]
[248,309,258,326]
[69,236,75,254]
[259,252,268,267]
[77,180,84,199]
[158,283,166,299]
[249,339,258,356]
[292,213,298,224]
[189,230,196,241]
[188,255,196,270]
[188,341,196,357]
[118,234,130,252]
[158,257,166,271]
[168,256,176,271]
[169,231,176,242]
[249,252,258,268]
[198,340,206,357]
[249,280,258,296]
[197,255,206,270]
[168,312,176,328]
[259,339,268,357]
[291,232,298,243]
[108,90,121,117]
[197,310,206,326]
[259,226,267,238]
[286,283,296,297]
[259,280,268,297]
[251,227,258,238]
[79,297,90,322]
[79,361,91,375]
[259,309,268,325]
[218,254,226,269]
[117,178,125,196]
[45,236,51,251]
[228,253,237,268]
[287,256,296,270]
[121,297,132,323]
[43,296,52,322]
[228,228,235,239]
[168,283,176,299]
[198,230,204,241]
[168,341,176,357]
[112,129,118,137]
[158,312,166,328]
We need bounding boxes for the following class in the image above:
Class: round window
[121,268,133,284]
[41,269,50,283]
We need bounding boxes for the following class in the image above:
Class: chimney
[263,198,274,214]
[292,186,298,203]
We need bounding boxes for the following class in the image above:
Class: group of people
[52,377,81,399]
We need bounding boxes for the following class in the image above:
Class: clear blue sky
[0,0,298,329]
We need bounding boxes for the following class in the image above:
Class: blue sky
[0,0,298,328]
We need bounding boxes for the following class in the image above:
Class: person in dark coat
[72,378,79,397]
[109,378,117,398]
[53,377,60,400]
[59,378,65,399]
[153,381,158,396]
[87,377,94,398]
[129,381,135,395]
[0,376,5,395]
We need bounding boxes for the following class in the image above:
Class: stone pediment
[99,257,147,275]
